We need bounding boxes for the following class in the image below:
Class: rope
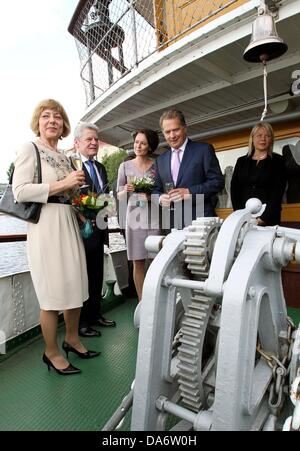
[260,61,268,121]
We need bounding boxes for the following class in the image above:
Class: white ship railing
[0,231,128,351]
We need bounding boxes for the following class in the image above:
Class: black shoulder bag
[0,142,42,223]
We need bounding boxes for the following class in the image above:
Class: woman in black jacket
[231,122,287,226]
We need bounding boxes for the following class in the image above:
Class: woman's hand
[124,183,134,193]
[137,193,147,201]
[49,170,86,196]
[117,183,134,200]
[64,170,86,189]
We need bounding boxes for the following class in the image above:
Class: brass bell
[244,8,288,63]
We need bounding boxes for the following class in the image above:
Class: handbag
[0,142,42,223]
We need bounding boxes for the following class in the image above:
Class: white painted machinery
[130,199,300,431]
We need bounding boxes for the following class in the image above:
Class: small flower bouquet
[72,192,115,238]
[72,192,110,219]
[132,176,155,194]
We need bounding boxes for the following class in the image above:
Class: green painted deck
[0,298,138,431]
[0,300,299,431]
[288,307,300,326]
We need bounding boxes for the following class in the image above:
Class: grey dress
[117,160,160,261]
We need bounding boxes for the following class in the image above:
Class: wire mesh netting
[69,0,242,105]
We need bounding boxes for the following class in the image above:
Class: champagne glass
[164,182,174,194]
[127,175,138,205]
[70,152,89,188]
[127,175,135,185]
[71,152,83,171]
[164,182,174,210]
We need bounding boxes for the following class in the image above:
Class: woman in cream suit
[12,99,100,375]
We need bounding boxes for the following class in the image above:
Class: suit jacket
[230,153,287,226]
[153,139,224,223]
[82,160,109,248]
[282,144,300,203]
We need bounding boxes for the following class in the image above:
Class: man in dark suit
[74,123,116,337]
[154,109,224,229]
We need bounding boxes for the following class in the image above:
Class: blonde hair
[248,121,274,157]
[30,99,71,138]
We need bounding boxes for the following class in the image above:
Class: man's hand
[159,188,190,206]
[169,188,190,202]
[159,193,171,207]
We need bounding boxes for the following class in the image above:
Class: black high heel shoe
[62,341,101,359]
[42,353,81,375]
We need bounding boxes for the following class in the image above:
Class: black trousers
[80,229,105,328]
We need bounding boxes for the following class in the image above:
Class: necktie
[87,160,101,193]
[171,149,181,185]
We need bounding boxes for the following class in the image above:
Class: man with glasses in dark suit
[74,122,116,337]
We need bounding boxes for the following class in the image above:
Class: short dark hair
[159,109,186,128]
[132,129,159,153]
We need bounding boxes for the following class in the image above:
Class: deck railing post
[85,16,96,103]
[130,0,138,67]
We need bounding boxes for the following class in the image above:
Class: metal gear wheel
[183,217,222,277]
[177,290,215,411]
[176,218,223,411]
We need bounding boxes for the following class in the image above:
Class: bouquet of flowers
[72,192,110,218]
[72,191,115,238]
[132,176,155,194]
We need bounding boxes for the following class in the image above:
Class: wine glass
[164,182,174,210]
[71,152,82,171]
[164,182,174,194]
[70,151,89,188]
[127,175,135,185]
[127,175,138,205]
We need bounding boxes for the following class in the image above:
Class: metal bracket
[264,0,280,16]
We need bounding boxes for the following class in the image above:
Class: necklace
[37,138,58,152]
[253,152,267,161]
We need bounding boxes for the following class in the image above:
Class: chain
[256,323,295,416]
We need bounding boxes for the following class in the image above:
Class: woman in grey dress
[117,129,160,301]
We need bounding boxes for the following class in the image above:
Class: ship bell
[243,7,287,63]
